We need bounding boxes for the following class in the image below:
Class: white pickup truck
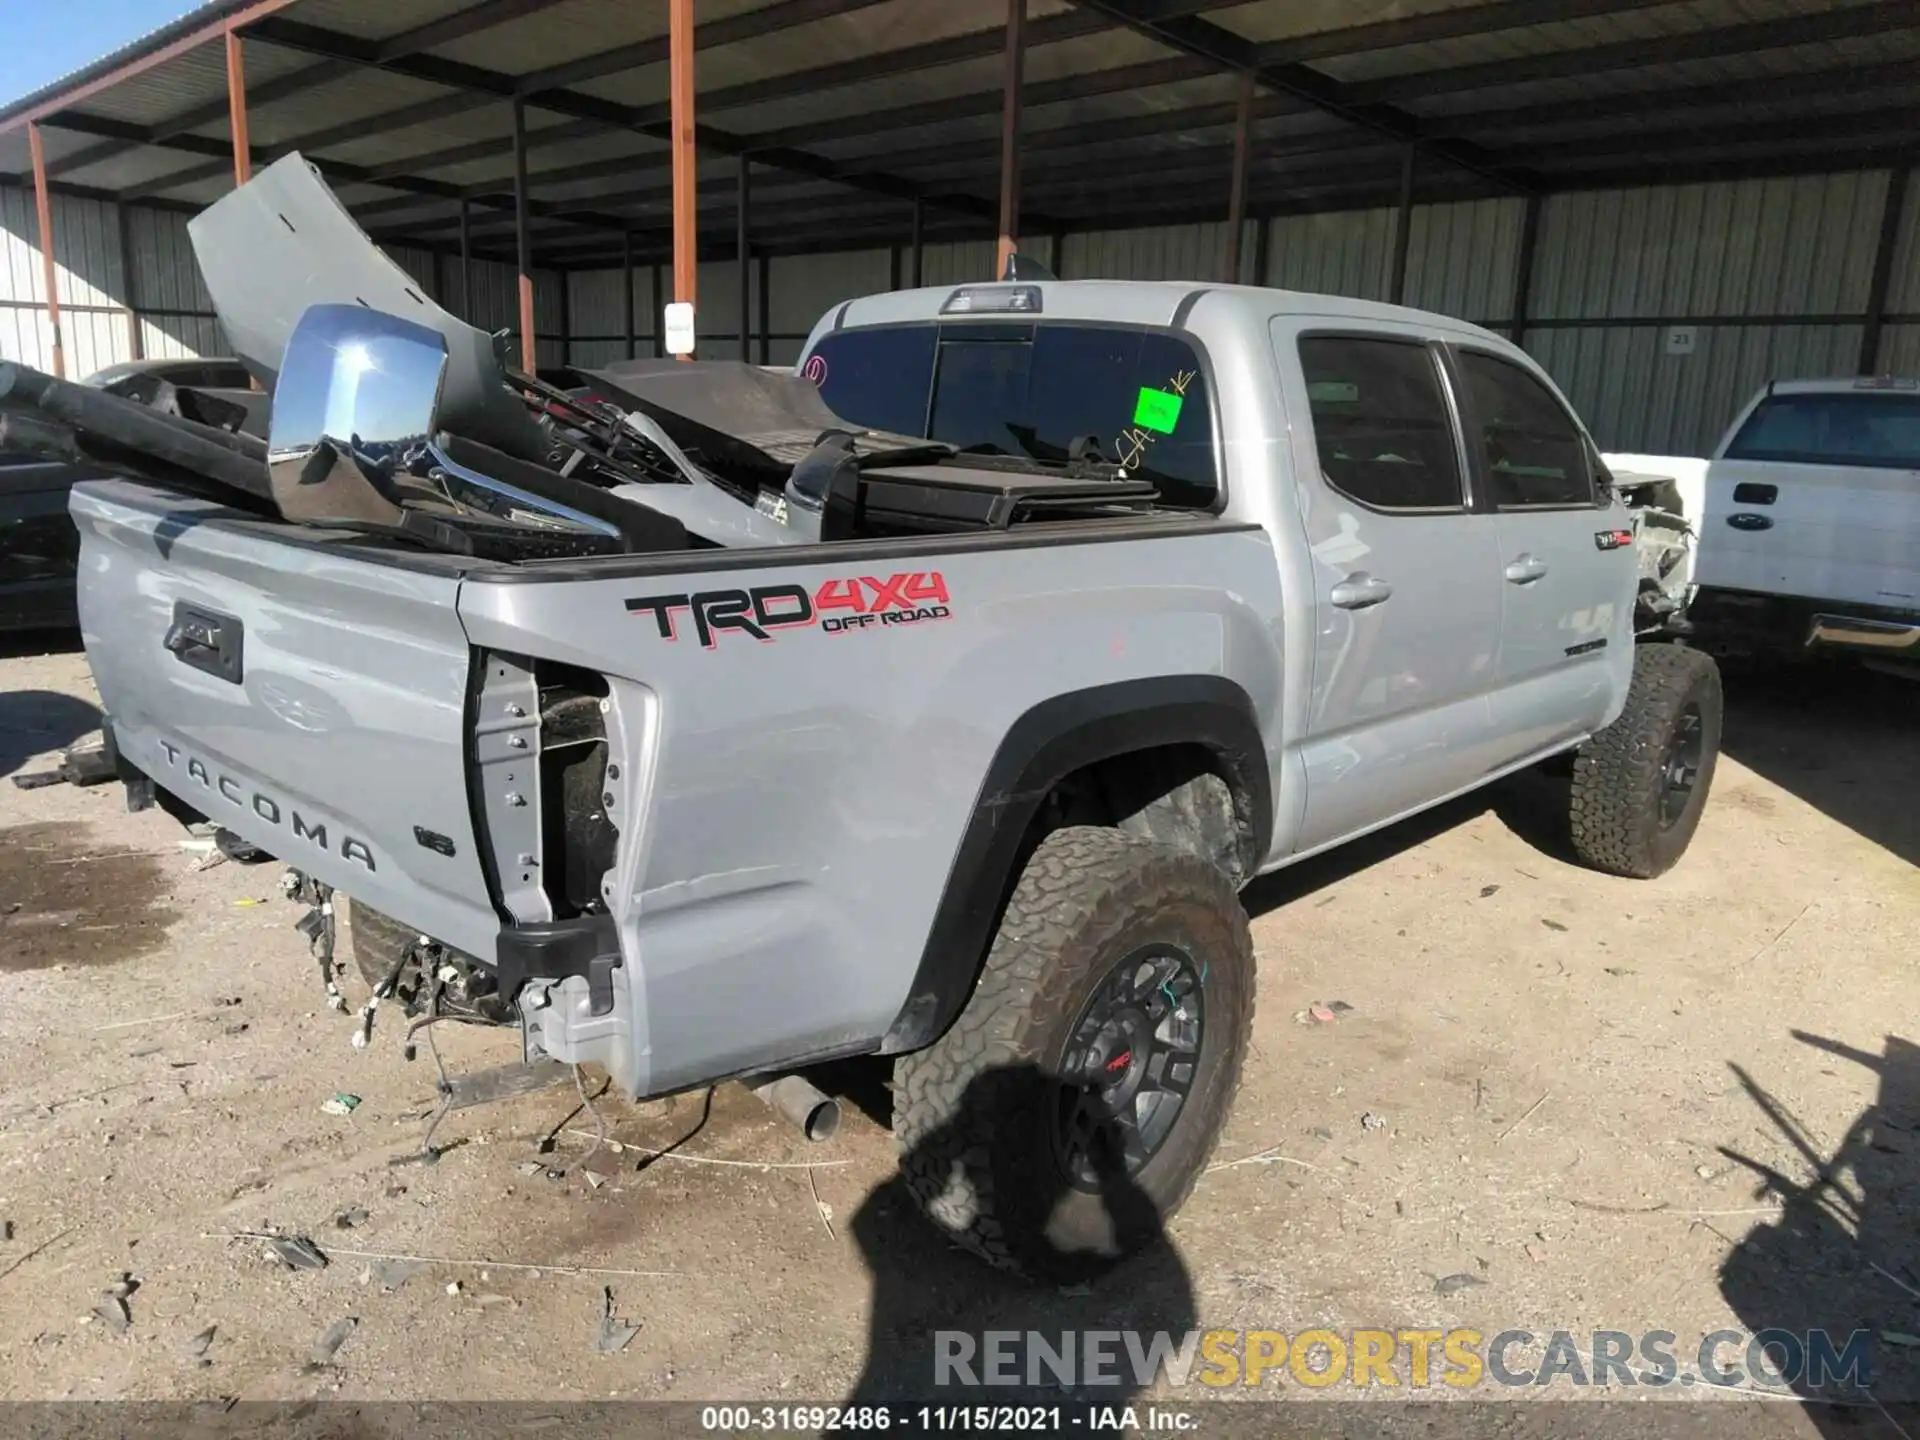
[1608,376,1920,675]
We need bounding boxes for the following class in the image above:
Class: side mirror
[266,303,448,526]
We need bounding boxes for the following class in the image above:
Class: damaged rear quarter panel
[456,524,1284,1097]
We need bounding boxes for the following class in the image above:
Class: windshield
[803,321,1220,509]
[1726,391,1920,469]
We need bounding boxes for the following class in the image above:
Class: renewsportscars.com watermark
[934,1328,1876,1392]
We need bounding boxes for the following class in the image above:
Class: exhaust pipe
[748,1073,840,1142]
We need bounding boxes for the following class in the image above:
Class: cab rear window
[1726,392,1920,469]
[804,322,1219,509]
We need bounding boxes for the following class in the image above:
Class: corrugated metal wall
[1522,171,1893,452]
[1259,198,1524,322]
[0,186,565,380]
[1063,222,1252,284]
[3,163,1915,449]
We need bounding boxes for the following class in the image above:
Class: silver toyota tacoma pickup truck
[3,156,1720,1277]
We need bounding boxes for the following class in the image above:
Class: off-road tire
[345,897,416,990]
[1569,644,1723,879]
[891,826,1255,1278]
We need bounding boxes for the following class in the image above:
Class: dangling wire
[554,1064,608,1179]
[406,981,455,1161]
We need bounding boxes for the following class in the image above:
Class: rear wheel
[345,897,417,991]
[1569,644,1723,878]
[891,826,1254,1277]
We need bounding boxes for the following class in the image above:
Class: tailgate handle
[1732,482,1777,505]
[165,602,244,684]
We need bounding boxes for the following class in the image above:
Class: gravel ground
[0,634,1914,1434]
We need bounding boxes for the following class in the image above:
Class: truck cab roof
[811,280,1510,346]
[1758,375,1920,396]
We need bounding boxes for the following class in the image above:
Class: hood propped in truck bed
[188,153,548,466]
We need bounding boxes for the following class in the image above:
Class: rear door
[1447,345,1633,756]
[1276,324,1508,853]
[72,480,499,961]
[1703,386,1920,612]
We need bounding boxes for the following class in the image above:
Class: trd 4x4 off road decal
[625,572,951,648]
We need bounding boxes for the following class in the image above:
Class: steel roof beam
[375,0,568,62]
[516,167,1483,269]
[650,9,1108,119]
[1490,106,1920,166]
[100,0,900,202]
[116,90,521,200]
[376,105,1378,244]
[49,111,635,237]
[1062,0,1533,191]
[390,61,1275,209]
[513,0,895,94]
[746,2,1687,153]
[420,141,1414,249]
[244,14,1020,223]
[44,59,353,179]
[754,55,1217,149]
[1545,145,1920,193]
[1430,57,1920,139]
[41,0,566,183]
[1254,0,1682,66]
[1348,0,1920,103]
[298,8,1119,211]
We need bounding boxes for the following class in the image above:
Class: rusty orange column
[1221,70,1254,282]
[225,28,251,186]
[28,122,63,379]
[670,0,697,360]
[995,0,1025,279]
[512,96,536,374]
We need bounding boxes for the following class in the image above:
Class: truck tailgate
[1697,458,1920,612]
[72,479,501,961]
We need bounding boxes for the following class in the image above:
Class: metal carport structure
[0,0,1915,451]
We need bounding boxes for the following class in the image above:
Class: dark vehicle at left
[0,356,253,631]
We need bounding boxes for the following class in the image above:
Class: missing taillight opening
[534,660,617,919]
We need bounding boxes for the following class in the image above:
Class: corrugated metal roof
[430,0,700,76]
[287,0,482,43]
[60,39,312,127]
[0,0,1914,273]
[1212,0,1528,47]
[223,67,450,148]
[1312,0,1865,85]
[1408,30,1920,117]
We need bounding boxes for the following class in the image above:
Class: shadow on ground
[1243,652,1917,922]
[1239,777,1571,922]
[845,1062,1195,1410]
[1716,663,1917,869]
[1720,1030,1920,1435]
[0,686,100,780]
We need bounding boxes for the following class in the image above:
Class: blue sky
[0,1,200,104]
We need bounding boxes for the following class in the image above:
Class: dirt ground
[1,632,1915,1431]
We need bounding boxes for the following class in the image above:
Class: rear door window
[807,325,937,439]
[806,321,1219,508]
[1297,335,1464,511]
[1454,349,1596,508]
[1725,392,1920,469]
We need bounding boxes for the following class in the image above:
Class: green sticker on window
[1133,387,1184,434]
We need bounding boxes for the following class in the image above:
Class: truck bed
[75,477,1284,1099]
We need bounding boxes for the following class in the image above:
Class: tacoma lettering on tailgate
[155,740,376,871]
[625,572,952,648]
